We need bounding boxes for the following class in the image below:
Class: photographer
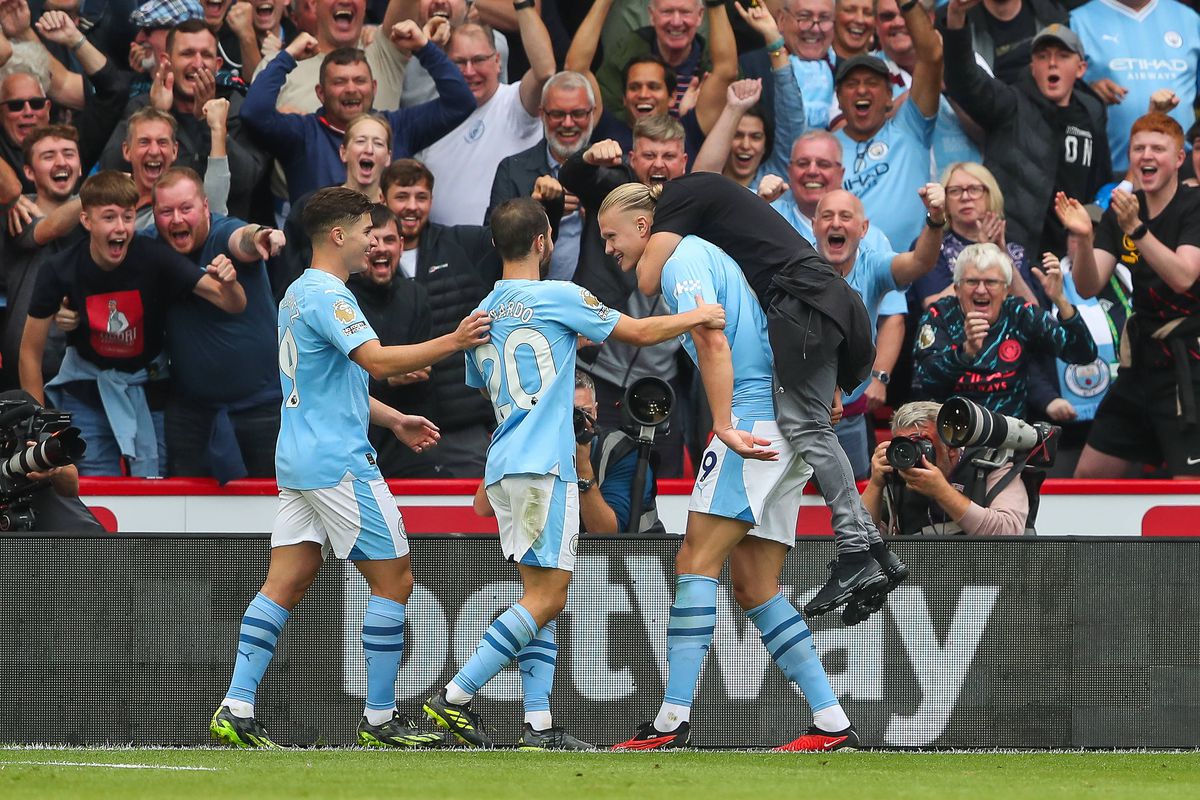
[862,401,1028,536]
[0,390,103,532]
[471,370,664,534]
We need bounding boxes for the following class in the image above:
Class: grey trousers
[772,358,883,555]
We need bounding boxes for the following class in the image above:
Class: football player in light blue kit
[423,198,725,750]
[210,188,490,749]
[598,183,859,753]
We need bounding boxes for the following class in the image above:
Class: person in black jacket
[934,0,1068,86]
[348,204,436,478]
[942,14,1110,259]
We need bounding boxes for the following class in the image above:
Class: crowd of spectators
[0,0,1197,483]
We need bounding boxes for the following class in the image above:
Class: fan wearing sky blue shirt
[1071,0,1200,175]
[597,182,861,754]
[832,1,942,251]
[811,187,947,477]
[211,187,491,752]
[424,198,725,751]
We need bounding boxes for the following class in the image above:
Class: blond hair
[598,181,662,218]
[940,161,1005,222]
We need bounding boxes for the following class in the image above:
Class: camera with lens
[0,398,87,531]
[573,406,595,445]
[936,397,1059,469]
[886,435,937,470]
[620,376,674,437]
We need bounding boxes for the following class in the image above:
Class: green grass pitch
[2,749,1198,800]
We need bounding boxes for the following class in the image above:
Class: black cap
[834,55,892,87]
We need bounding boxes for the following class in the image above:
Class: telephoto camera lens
[624,377,675,428]
[937,397,1040,451]
[0,426,86,480]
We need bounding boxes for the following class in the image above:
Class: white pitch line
[2,760,220,772]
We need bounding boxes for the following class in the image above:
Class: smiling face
[153,177,211,255]
[1129,130,1184,195]
[1030,43,1084,107]
[726,115,766,183]
[599,207,651,273]
[340,213,376,274]
[420,0,467,24]
[813,189,867,273]
[542,85,595,162]
[955,262,1008,324]
[316,0,365,48]
[169,29,223,101]
[835,67,891,139]
[25,135,81,204]
[252,0,288,33]
[82,203,137,268]
[649,0,703,56]
[780,0,835,61]
[833,0,875,56]
[788,135,844,215]
[340,118,391,189]
[448,29,501,105]
[123,119,178,196]
[629,136,686,185]
[365,217,402,285]
[385,179,433,243]
[1,74,51,147]
[317,59,376,127]
[202,0,234,28]
[875,0,913,66]
[623,62,672,121]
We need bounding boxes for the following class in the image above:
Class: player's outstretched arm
[693,323,778,462]
[352,311,490,380]
[609,295,725,347]
[369,397,440,453]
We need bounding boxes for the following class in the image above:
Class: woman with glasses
[910,161,1042,311]
[911,242,1097,416]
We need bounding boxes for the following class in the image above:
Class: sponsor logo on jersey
[342,321,367,336]
[673,279,703,298]
[333,299,357,323]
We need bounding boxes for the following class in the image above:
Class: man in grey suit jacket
[487,71,596,281]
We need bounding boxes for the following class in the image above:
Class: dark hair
[22,123,78,166]
[302,186,374,239]
[319,47,371,85]
[369,203,399,231]
[80,170,138,210]
[490,198,550,262]
[166,19,214,53]
[741,104,774,168]
[381,158,435,194]
[622,55,676,97]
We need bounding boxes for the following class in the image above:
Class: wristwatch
[1129,222,1149,240]
[513,0,535,10]
[899,0,920,12]
[871,369,891,385]
[578,478,596,493]
[925,214,946,229]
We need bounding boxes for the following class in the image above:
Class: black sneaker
[842,542,910,626]
[804,551,888,617]
[423,688,493,748]
[773,724,860,752]
[209,705,280,749]
[611,721,691,750]
[358,712,449,748]
[518,723,597,751]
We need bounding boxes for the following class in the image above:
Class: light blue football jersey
[770,194,896,252]
[275,269,381,490]
[840,248,903,404]
[835,100,936,252]
[660,236,775,421]
[467,280,620,486]
[1072,0,1200,173]
[789,51,836,131]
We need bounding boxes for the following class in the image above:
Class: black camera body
[573,407,595,445]
[886,435,936,470]
[0,398,87,531]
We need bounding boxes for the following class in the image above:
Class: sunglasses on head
[4,97,49,112]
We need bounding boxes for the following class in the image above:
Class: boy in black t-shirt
[1057,113,1200,477]
[19,171,247,477]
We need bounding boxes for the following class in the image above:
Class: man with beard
[348,204,435,478]
[121,106,231,230]
[100,19,267,222]
[147,166,284,481]
[487,71,597,282]
[559,115,691,477]
[241,20,472,203]
[18,170,246,477]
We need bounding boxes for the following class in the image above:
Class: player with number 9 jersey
[467,282,621,488]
